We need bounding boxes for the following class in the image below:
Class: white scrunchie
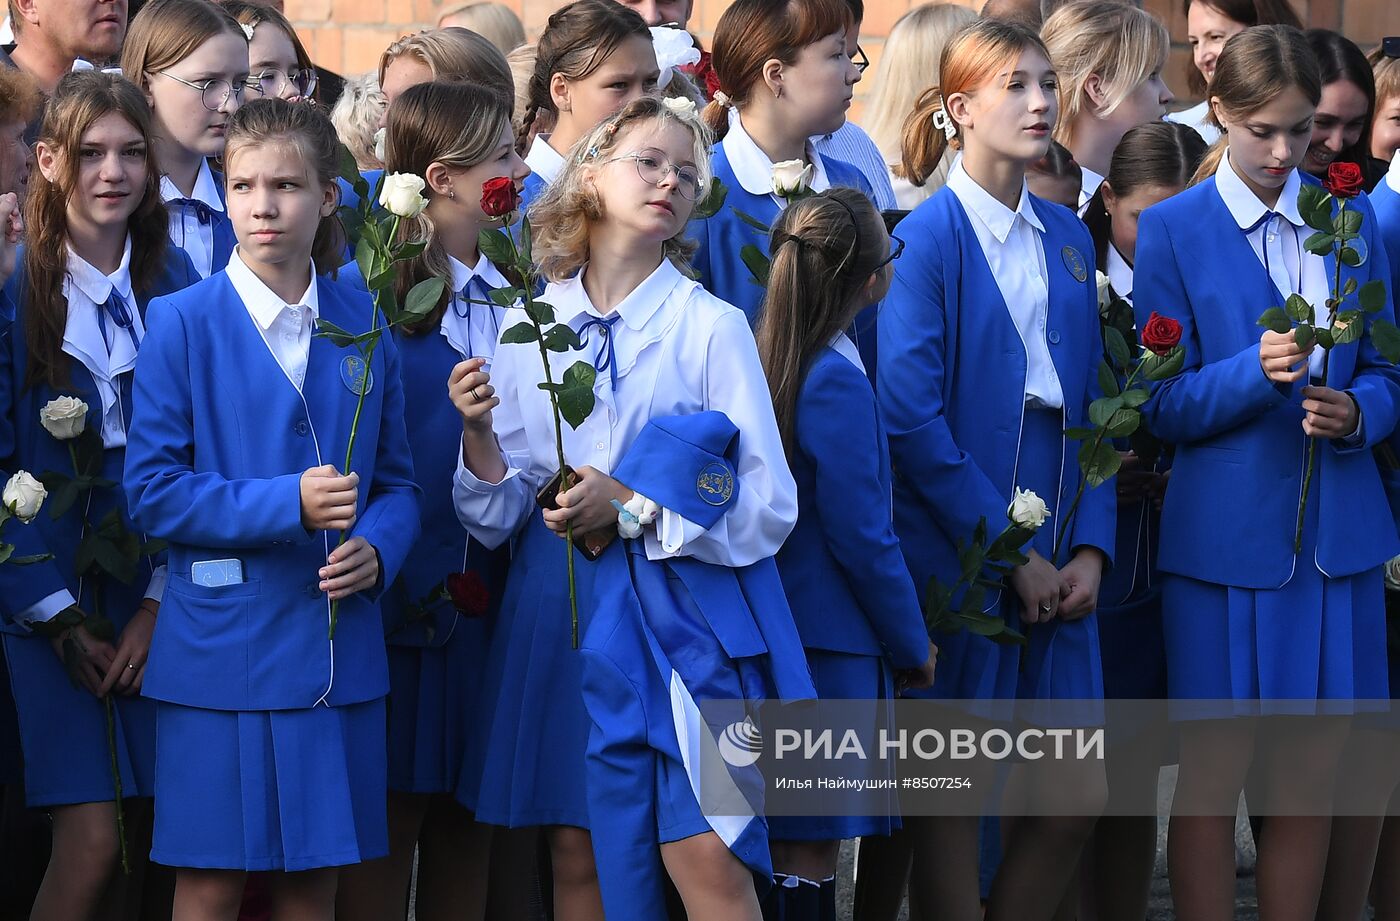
[713,90,733,109]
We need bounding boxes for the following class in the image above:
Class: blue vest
[167,174,236,276]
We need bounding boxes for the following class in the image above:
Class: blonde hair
[1042,0,1169,148]
[507,43,545,147]
[529,96,713,282]
[437,2,526,55]
[121,0,247,93]
[900,18,1049,186]
[379,27,514,109]
[1190,25,1320,183]
[1370,43,1400,111]
[329,72,387,170]
[863,4,977,162]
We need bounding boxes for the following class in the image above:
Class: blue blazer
[775,345,928,668]
[1133,174,1400,587]
[336,169,385,214]
[1362,179,1400,528]
[123,272,421,710]
[0,248,199,630]
[688,147,876,326]
[167,175,236,277]
[877,187,1116,605]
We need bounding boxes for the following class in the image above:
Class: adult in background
[5,0,125,92]
[1302,29,1385,191]
[437,2,525,55]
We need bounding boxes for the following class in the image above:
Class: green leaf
[1304,231,1337,256]
[1359,280,1387,313]
[1120,387,1150,408]
[1142,347,1186,381]
[500,321,539,344]
[1340,245,1362,267]
[1331,311,1363,345]
[41,476,79,519]
[1103,326,1131,369]
[731,207,772,235]
[141,537,168,557]
[6,553,50,565]
[542,324,583,352]
[315,319,359,349]
[1299,183,1333,232]
[740,244,770,287]
[519,216,533,263]
[367,267,395,292]
[525,299,555,325]
[1341,209,1363,235]
[692,175,728,220]
[1079,439,1122,488]
[338,204,366,250]
[1064,426,1097,441]
[403,276,446,319]
[74,530,98,577]
[1314,327,1335,350]
[478,227,517,268]
[1088,394,1124,427]
[0,543,11,565]
[336,142,362,191]
[1104,407,1140,439]
[1286,294,1314,324]
[1344,278,1357,297]
[1370,318,1400,364]
[556,361,597,429]
[1257,306,1292,334]
[1295,324,1315,349]
[354,233,377,289]
[392,240,426,261]
[1096,360,1120,398]
[84,613,115,641]
[488,287,522,308]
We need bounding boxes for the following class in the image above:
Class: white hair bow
[650,26,701,89]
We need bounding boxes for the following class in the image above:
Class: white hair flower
[661,96,697,120]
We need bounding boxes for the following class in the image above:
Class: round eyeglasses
[249,67,318,100]
[156,71,246,111]
[606,150,704,201]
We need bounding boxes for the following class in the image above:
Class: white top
[524,135,567,188]
[1215,150,1326,379]
[442,253,510,365]
[1106,243,1134,303]
[453,258,798,566]
[945,161,1063,409]
[226,248,320,392]
[725,116,832,207]
[811,121,897,210]
[1388,153,1400,194]
[1078,164,1105,216]
[1166,100,1222,147]
[161,159,225,279]
[829,330,865,373]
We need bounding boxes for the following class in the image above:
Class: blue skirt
[769,650,898,841]
[925,409,1105,711]
[457,514,598,828]
[1161,484,1388,717]
[386,615,490,795]
[151,698,388,871]
[3,631,155,806]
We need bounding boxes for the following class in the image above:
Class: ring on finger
[1039,601,1054,614]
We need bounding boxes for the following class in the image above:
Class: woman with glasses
[220,0,319,104]
[122,0,248,279]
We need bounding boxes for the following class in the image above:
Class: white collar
[723,116,830,198]
[829,330,865,373]
[1387,154,1400,196]
[945,160,1045,242]
[448,252,510,295]
[1106,243,1133,299]
[225,247,319,330]
[554,259,685,330]
[1079,165,1105,208]
[160,158,225,211]
[525,135,567,187]
[65,237,133,305]
[1215,148,1304,230]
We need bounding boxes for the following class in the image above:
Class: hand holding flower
[1259,328,1313,384]
[449,358,498,433]
[319,536,380,601]
[48,622,116,698]
[1009,549,1067,624]
[1300,385,1359,439]
[100,606,155,697]
[544,465,632,537]
[299,465,359,532]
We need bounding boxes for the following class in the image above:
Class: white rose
[1386,555,1400,592]
[39,396,88,441]
[771,159,815,199]
[650,26,701,89]
[3,471,45,523]
[378,172,428,218]
[662,96,697,119]
[373,126,387,164]
[1008,487,1050,530]
[1095,270,1113,316]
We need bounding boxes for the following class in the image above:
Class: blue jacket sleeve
[124,298,311,548]
[1132,208,1292,444]
[346,330,420,600]
[796,360,929,669]
[1337,194,1400,450]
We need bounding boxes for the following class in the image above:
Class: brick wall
[288,0,1400,108]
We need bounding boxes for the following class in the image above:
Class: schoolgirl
[755,187,936,919]
[451,95,810,921]
[0,70,199,921]
[516,0,658,210]
[220,0,320,103]
[1131,25,1400,919]
[1078,119,1205,921]
[691,0,872,325]
[1040,0,1173,213]
[333,80,527,921]
[122,98,419,921]
[880,18,1114,921]
[121,0,248,279]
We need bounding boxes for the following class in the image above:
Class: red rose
[691,50,721,101]
[1140,311,1182,356]
[1323,161,1364,199]
[446,571,490,618]
[480,176,517,218]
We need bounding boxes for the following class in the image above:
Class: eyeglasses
[870,233,904,272]
[606,149,704,201]
[248,67,318,100]
[156,71,246,111]
[850,45,869,74]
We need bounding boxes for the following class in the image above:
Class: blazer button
[294,420,309,436]
[1048,330,1062,345]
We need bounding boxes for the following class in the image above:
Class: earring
[448,188,455,200]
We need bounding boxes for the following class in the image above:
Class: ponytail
[899,86,956,187]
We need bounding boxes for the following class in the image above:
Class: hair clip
[242,22,255,40]
[713,90,733,109]
[930,102,957,141]
[585,145,600,159]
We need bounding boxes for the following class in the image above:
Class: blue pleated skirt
[924,409,1105,714]
[457,514,597,827]
[386,615,490,795]
[1161,484,1388,718]
[151,698,387,871]
[3,631,155,806]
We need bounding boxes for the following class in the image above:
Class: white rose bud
[1008,487,1050,530]
[3,471,45,523]
[661,96,698,119]
[1386,555,1400,592]
[1095,270,1113,317]
[373,126,387,164]
[772,159,815,199]
[39,396,89,441]
[378,172,428,219]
